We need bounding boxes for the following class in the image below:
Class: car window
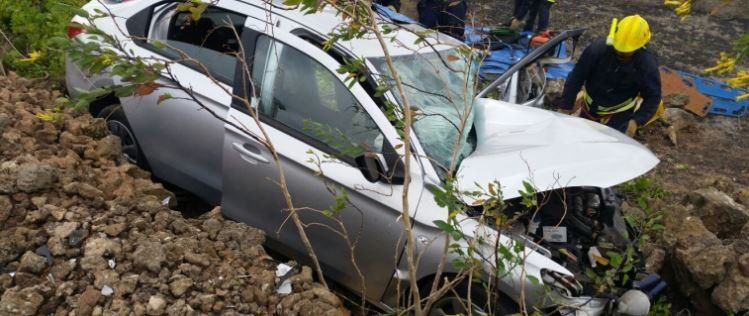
[252,36,384,159]
[149,5,246,83]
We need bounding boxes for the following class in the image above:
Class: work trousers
[513,0,552,32]
[523,0,552,32]
[513,0,530,19]
[418,0,467,39]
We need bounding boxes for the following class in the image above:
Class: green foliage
[620,176,668,211]
[735,33,749,61]
[518,180,538,208]
[176,0,209,21]
[649,297,672,316]
[337,57,369,88]
[0,0,88,78]
[324,189,349,217]
[585,245,639,294]
[621,176,667,242]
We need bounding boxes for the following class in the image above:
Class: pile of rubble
[0,73,343,315]
[670,184,749,314]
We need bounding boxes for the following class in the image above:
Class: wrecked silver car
[65,0,660,314]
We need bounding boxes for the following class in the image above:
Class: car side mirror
[355,140,406,185]
[381,139,405,185]
[355,153,384,183]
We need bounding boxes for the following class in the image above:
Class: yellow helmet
[608,15,651,53]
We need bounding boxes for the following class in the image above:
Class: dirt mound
[0,73,342,315]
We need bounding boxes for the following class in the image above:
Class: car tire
[425,281,518,316]
[97,104,149,169]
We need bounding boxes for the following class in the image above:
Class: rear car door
[120,2,248,204]
[222,29,424,301]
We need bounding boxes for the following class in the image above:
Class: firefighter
[556,15,664,137]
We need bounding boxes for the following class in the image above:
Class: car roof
[238,0,463,58]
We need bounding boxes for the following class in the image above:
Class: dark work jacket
[560,38,661,125]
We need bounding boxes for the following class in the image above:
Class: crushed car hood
[456,98,659,200]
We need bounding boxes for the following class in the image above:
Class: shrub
[0,0,87,79]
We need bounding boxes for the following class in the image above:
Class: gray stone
[0,161,19,193]
[133,241,166,273]
[169,275,194,297]
[101,223,127,237]
[117,273,139,296]
[81,237,122,271]
[77,286,101,316]
[0,287,44,316]
[674,217,734,291]
[0,195,11,223]
[18,251,47,274]
[146,295,167,316]
[688,188,749,239]
[94,270,119,289]
[47,221,79,240]
[15,162,57,193]
[311,286,341,307]
[42,204,66,221]
[0,113,10,133]
[165,299,193,316]
[95,135,122,160]
[202,218,222,239]
[712,262,749,313]
[645,248,666,274]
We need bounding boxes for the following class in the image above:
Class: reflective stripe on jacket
[560,38,661,125]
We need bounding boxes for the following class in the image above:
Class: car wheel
[429,295,487,316]
[97,104,148,169]
[425,281,518,316]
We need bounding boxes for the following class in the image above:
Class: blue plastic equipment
[677,71,749,117]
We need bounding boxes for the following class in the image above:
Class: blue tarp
[464,26,575,80]
[373,4,418,24]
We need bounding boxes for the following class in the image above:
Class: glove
[553,98,577,115]
[510,18,524,31]
[625,120,638,137]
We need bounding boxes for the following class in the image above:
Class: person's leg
[442,0,467,39]
[523,0,541,32]
[605,113,634,133]
[418,0,440,29]
[536,1,552,32]
[513,0,530,19]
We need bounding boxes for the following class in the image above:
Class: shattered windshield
[369,49,478,177]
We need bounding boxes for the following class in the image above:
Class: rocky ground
[0,73,344,315]
[637,107,749,315]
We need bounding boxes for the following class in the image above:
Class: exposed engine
[505,187,666,315]
[519,187,634,293]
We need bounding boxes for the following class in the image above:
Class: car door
[221,30,425,301]
[119,2,248,204]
